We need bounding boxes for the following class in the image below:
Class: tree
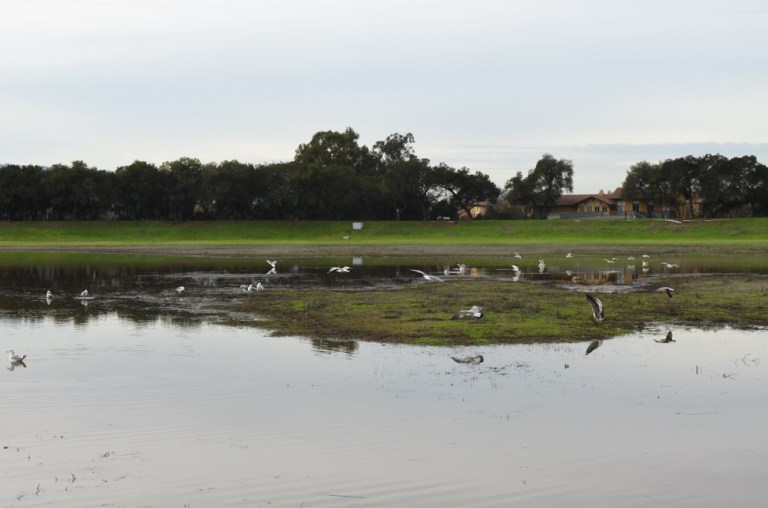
[432,164,500,219]
[504,154,573,218]
[663,156,701,219]
[115,160,170,219]
[159,157,205,220]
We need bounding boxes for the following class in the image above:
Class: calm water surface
[2,256,768,507]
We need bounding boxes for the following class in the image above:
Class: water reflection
[311,338,359,355]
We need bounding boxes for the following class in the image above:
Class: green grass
[216,275,768,345]
[1,218,768,246]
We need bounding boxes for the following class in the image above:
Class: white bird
[655,330,676,343]
[7,349,27,363]
[175,286,185,294]
[451,354,484,364]
[45,290,53,299]
[328,266,351,273]
[250,282,264,292]
[266,260,277,268]
[457,263,468,274]
[452,305,484,320]
[642,254,650,258]
[657,287,676,298]
[513,251,522,259]
[511,264,521,273]
[410,269,445,283]
[585,339,603,355]
[603,258,616,264]
[79,289,88,298]
[627,256,635,260]
[538,258,546,268]
[642,260,649,268]
[566,252,573,258]
[661,262,679,269]
[585,294,605,322]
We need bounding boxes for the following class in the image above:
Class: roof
[555,193,618,207]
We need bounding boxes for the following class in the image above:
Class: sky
[2,0,767,193]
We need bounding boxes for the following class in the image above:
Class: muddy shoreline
[2,242,763,258]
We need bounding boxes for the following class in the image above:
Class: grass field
[0,218,767,246]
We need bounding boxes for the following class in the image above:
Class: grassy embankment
[0,218,767,248]
[2,219,767,344]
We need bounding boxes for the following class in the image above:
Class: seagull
[642,254,650,258]
[585,294,605,322]
[661,262,679,269]
[655,331,676,343]
[452,305,484,320]
[410,269,445,283]
[657,287,676,298]
[603,258,616,264]
[513,251,522,259]
[566,252,573,258]
[627,256,635,260]
[451,354,484,364]
[585,339,603,355]
[252,282,265,291]
[175,286,185,294]
[328,266,351,273]
[266,259,277,268]
[538,258,546,268]
[511,264,521,273]
[7,349,27,363]
[45,290,53,299]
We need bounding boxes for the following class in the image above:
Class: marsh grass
[222,274,768,345]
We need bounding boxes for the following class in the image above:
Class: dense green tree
[503,154,573,218]
[115,160,169,219]
[432,164,500,219]
[159,157,205,220]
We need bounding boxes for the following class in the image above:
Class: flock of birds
[9,254,679,370]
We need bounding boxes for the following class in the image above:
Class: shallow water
[3,314,768,507]
[2,255,768,507]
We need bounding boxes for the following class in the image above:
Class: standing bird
[566,252,574,258]
[175,286,185,294]
[513,251,522,259]
[656,287,676,298]
[655,331,676,343]
[7,349,27,363]
[78,289,88,298]
[451,354,484,364]
[410,269,445,283]
[452,305,484,320]
[585,339,603,355]
[45,290,53,299]
[585,294,605,322]
[266,259,277,275]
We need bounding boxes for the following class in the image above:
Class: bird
[585,339,603,355]
[603,258,616,264]
[566,252,574,258]
[513,251,522,259]
[585,293,605,322]
[538,258,546,268]
[655,331,676,343]
[266,259,277,268]
[661,262,679,269]
[410,269,445,283]
[7,349,27,363]
[451,354,484,364]
[657,287,676,298]
[45,290,53,299]
[452,305,484,320]
[328,266,351,273]
[78,289,88,298]
[253,282,265,291]
[175,286,185,294]
[511,264,521,273]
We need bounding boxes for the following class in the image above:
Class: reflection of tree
[311,338,359,355]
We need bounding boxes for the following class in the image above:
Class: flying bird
[657,287,676,298]
[451,354,484,364]
[585,294,605,322]
[7,349,27,363]
[266,259,277,268]
[328,266,351,273]
[585,339,603,355]
[655,331,676,343]
[452,305,484,320]
[410,269,445,283]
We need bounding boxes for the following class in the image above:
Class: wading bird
[451,354,484,364]
[655,331,676,343]
[585,294,605,322]
[452,305,484,320]
[410,269,445,283]
[585,339,603,355]
[657,287,676,298]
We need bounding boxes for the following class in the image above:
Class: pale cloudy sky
[2,0,766,193]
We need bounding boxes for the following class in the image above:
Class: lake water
[2,255,768,507]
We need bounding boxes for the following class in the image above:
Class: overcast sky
[2,0,766,193]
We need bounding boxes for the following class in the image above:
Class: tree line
[621,154,768,218]
[0,129,501,221]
